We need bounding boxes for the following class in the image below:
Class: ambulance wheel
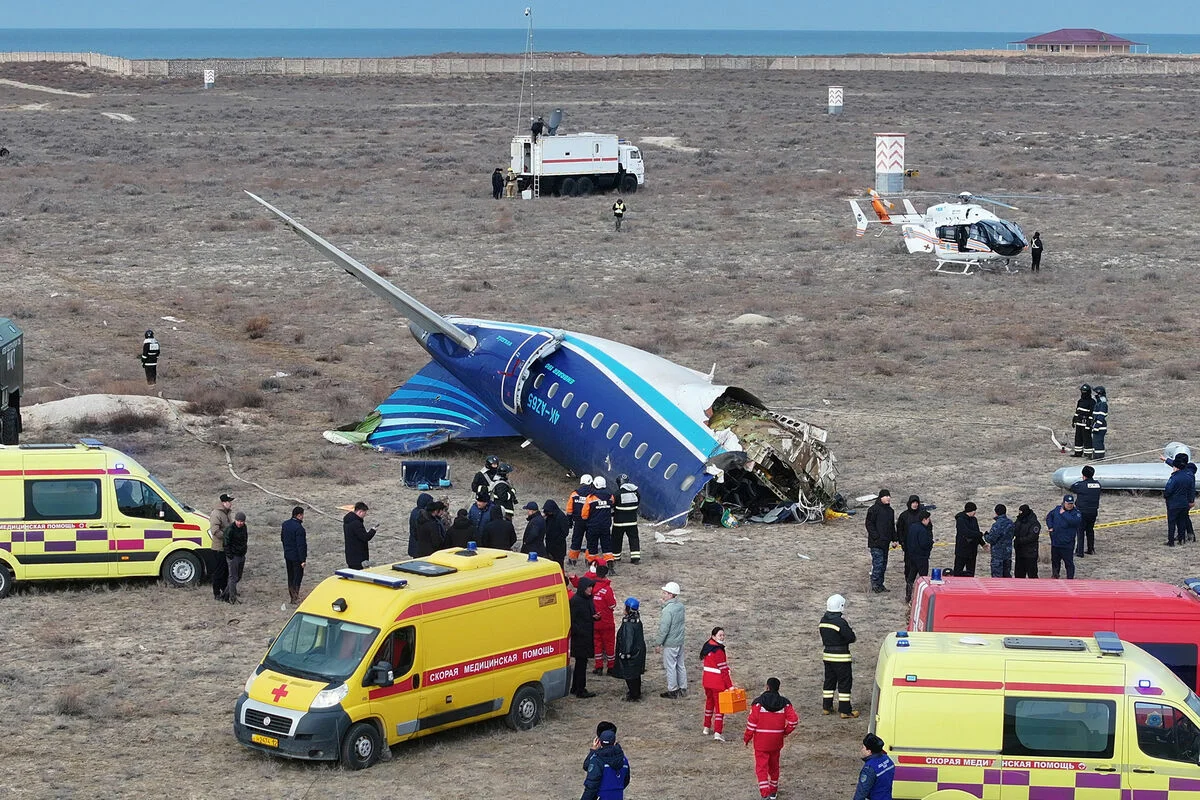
[505,684,544,731]
[340,722,382,770]
[575,177,593,196]
[0,564,12,598]
[560,177,577,197]
[161,551,202,588]
[620,174,638,194]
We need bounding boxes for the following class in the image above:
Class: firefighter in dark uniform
[1091,386,1108,459]
[612,474,641,564]
[471,455,502,498]
[566,474,593,565]
[581,476,615,570]
[1072,384,1095,458]
[491,463,517,519]
[140,329,160,385]
[819,594,858,718]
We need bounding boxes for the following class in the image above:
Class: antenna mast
[518,7,535,133]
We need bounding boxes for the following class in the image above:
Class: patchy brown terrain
[1,60,1199,799]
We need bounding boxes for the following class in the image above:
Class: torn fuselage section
[700,396,838,523]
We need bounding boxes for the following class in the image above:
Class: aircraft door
[500,330,562,415]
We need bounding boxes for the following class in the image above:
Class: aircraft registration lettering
[527,395,560,424]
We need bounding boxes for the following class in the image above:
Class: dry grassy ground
[1,60,1199,799]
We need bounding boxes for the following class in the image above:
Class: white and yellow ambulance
[871,631,1200,799]
[0,439,212,597]
[234,546,570,769]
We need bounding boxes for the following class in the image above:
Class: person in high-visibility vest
[612,198,627,231]
[819,594,858,718]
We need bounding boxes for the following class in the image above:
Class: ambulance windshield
[264,614,380,683]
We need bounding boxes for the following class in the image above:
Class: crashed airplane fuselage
[248,193,837,525]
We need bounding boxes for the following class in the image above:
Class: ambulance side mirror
[369,661,395,687]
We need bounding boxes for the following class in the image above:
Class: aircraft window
[576,402,589,419]
[533,373,544,389]
[664,463,678,479]
[606,423,619,440]
[634,443,648,459]
[547,382,559,399]
[561,391,574,409]
[619,432,633,448]
[680,475,696,492]
[648,452,662,469]
[591,413,604,430]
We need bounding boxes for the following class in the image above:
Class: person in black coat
[520,501,547,555]
[343,501,376,570]
[570,577,598,698]
[407,492,432,558]
[224,512,249,604]
[481,504,517,550]
[280,506,307,605]
[953,503,984,577]
[614,598,646,701]
[864,489,895,593]
[1013,504,1042,578]
[447,508,475,549]
[905,510,934,603]
[491,167,504,199]
[542,498,569,569]
[413,501,448,558]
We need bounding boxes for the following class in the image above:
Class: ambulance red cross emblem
[271,683,289,702]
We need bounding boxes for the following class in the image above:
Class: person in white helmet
[582,476,615,569]
[657,581,687,698]
[819,594,858,718]
[566,474,594,566]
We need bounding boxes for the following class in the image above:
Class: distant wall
[5,51,1200,78]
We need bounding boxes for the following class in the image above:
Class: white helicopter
[850,190,1030,276]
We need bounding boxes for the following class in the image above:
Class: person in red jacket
[591,561,618,674]
[743,677,799,800]
[701,626,735,742]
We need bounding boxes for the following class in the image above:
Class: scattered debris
[729,313,775,326]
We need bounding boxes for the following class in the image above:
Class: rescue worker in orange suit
[1072,384,1095,458]
[612,474,641,564]
[819,594,858,718]
[566,474,593,566]
[581,476,616,571]
[701,626,735,742]
[591,561,617,674]
[743,676,799,800]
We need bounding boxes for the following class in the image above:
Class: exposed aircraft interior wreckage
[698,398,838,525]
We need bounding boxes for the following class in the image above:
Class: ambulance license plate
[251,733,279,748]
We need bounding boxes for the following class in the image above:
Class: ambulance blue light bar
[335,568,408,589]
[79,438,105,448]
[1094,631,1124,655]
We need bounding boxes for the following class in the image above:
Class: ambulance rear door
[1126,695,1200,795]
[366,624,423,743]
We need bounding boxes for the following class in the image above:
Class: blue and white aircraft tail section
[366,361,520,452]
[250,194,839,525]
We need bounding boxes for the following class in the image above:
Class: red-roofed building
[1010,28,1148,54]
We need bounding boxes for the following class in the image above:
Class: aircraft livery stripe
[483,322,718,461]
[388,389,488,419]
[406,374,493,417]
[394,572,564,622]
[375,418,466,430]
[374,404,482,425]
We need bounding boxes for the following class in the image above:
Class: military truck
[0,318,23,445]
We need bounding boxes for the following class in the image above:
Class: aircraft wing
[246,191,477,352]
[363,361,520,452]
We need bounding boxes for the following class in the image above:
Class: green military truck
[0,318,23,446]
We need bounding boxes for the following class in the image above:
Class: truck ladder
[532,139,541,199]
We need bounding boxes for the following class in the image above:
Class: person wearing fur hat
[952,502,984,577]
[853,733,895,800]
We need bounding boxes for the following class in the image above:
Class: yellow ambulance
[0,439,212,597]
[871,631,1200,799]
[234,546,570,768]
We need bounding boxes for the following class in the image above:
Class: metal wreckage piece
[700,400,839,524]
